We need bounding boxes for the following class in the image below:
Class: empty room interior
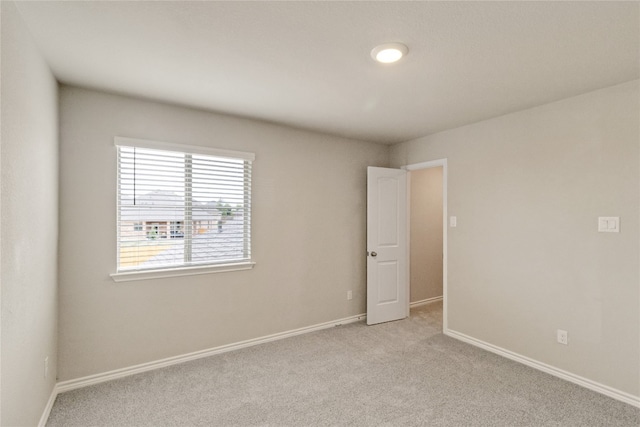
[2,1,639,426]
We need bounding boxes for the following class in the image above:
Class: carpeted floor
[47,302,640,426]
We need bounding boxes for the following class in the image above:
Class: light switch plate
[598,217,619,233]
[450,216,457,227]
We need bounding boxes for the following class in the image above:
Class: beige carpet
[47,302,640,426]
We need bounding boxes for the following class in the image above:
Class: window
[114,137,254,279]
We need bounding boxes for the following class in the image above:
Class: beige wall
[58,86,389,381]
[1,2,59,425]
[410,167,443,303]
[391,80,640,397]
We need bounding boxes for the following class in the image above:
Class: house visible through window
[116,137,253,273]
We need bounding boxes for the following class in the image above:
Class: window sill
[110,261,255,282]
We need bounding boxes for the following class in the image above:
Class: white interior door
[367,166,408,325]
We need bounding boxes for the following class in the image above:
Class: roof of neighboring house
[120,191,227,222]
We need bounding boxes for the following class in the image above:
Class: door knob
[370,251,377,257]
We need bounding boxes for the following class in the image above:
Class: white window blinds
[115,137,253,273]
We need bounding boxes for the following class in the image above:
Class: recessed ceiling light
[371,43,408,64]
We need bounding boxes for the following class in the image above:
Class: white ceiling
[14,1,640,144]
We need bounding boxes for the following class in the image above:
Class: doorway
[406,160,447,330]
[365,161,447,328]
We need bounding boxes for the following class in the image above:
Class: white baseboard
[55,312,366,394]
[410,295,443,308]
[444,328,640,408]
[38,386,58,427]
[44,311,638,424]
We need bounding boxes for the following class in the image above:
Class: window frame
[110,137,255,282]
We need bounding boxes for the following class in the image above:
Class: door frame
[403,159,448,332]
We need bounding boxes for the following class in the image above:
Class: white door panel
[377,261,399,303]
[367,166,408,325]
[377,177,399,246]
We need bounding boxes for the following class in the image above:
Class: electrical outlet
[347,290,353,300]
[44,356,49,379]
[557,329,568,345]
